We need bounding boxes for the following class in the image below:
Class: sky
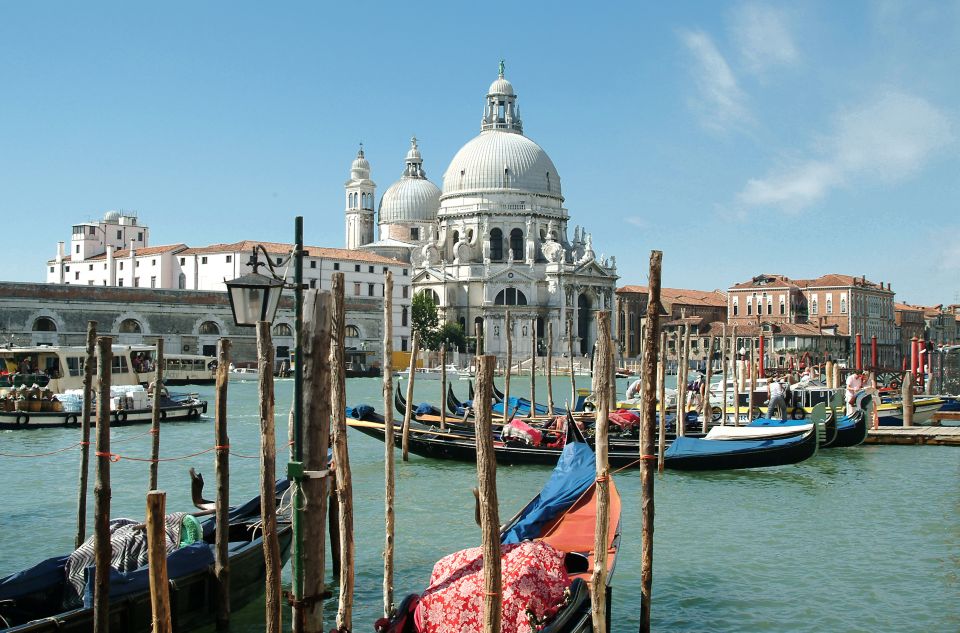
[2,1,958,305]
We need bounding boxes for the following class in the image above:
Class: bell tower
[345,144,376,249]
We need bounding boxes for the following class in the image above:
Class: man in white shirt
[766,378,787,419]
[625,378,643,400]
[845,370,867,416]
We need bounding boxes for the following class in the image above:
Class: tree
[411,292,440,349]
[437,322,467,353]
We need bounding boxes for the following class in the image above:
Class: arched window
[119,319,142,334]
[273,323,293,337]
[452,230,460,245]
[840,298,847,314]
[199,321,220,335]
[178,273,186,289]
[401,307,409,327]
[32,317,57,332]
[510,228,524,261]
[418,289,440,305]
[494,287,527,306]
[489,228,503,260]
[345,325,360,338]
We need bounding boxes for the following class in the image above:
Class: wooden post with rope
[657,331,667,475]
[440,342,447,432]
[93,337,113,633]
[148,337,164,491]
[299,290,332,631]
[401,331,420,462]
[474,354,501,633]
[382,271,396,618]
[256,323,281,633]
[701,334,714,433]
[530,317,537,419]
[75,320,96,549]
[639,250,662,632]
[591,311,613,633]
[546,321,555,416]
[330,274,355,631]
[215,338,231,631]
[503,310,512,424]
[146,490,172,633]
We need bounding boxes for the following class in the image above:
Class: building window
[49,266,54,273]
[369,265,374,273]
[112,356,129,374]
[150,276,156,288]
[135,260,140,267]
[840,298,847,314]
[199,321,220,335]
[811,299,818,315]
[334,262,340,270]
[747,303,752,316]
[309,279,316,288]
[310,260,316,269]
[827,299,833,314]
[368,283,375,296]
[353,264,360,272]
[134,277,140,287]
[402,307,409,327]
[75,244,80,254]
[201,256,208,264]
[494,287,527,306]
[780,302,785,315]
[226,255,232,263]
[273,323,293,337]
[383,267,388,273]
[418,289,440,305]
[119,318,142,334]
[180,257,186,265]
[354,283,361,296]
[510,228,524,260]
[118,279,124,286]
[767,302,772,315]
[117,230,122,240]
[402,285,409,299]
[403,269,408,276]
[74,272,80,280]
[89,226,95,235]
[89,264,93,271]
[401,337,408,352]
[178,273,186,289]
[137,232,143,241]
[151,259,156,266]
[118,262,123,270]
[410,227,420,241]
[733,302,739,316]
[32,317,57,332]
[345,325,360,338]
[489,228,503,260]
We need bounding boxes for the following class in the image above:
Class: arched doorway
[578,293,592,355]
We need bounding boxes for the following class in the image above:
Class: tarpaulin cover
[500,420,543,446]
[414,541,569,633]
[493,397,567,417]
[664,433,806,458]
[501,439,595,544]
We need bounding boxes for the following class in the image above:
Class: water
[2,376,959,632]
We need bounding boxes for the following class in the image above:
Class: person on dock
[845,370,867,416]
[766,378,787,419]
[625,377,643,400]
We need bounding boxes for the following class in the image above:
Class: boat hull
[662,429,818,471]
[0,401,207,430]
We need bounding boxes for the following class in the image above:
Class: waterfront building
[348,64,619,360]
[894,303,926,366]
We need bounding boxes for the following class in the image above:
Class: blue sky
[2,1,958,305]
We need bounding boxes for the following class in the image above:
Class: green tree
[411,292,440,349]
[436,322,467,352]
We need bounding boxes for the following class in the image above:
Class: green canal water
[2,377,959,632]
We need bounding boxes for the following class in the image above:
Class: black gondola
[662,425,819,471]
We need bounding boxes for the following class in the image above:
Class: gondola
[744,412,839,447]
[375,414,621,633]
[662,424,820,471]
[0,481,293,633]
[394,382,443,419]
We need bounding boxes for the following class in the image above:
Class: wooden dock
[865,426,960,446]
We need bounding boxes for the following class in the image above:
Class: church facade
[347,65,618,359]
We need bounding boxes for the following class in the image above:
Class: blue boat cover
[0,555,68,600]
[748,417,806,427]
[664,433,806,458]
[500,439,596,544]
[348,404,376,420]
[492,397,567,417]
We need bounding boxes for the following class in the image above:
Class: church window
[401,307,408,327]
[33,317,57,332]
[410,227,420,241]
[494,287,527,306]
[199,321,220,335]
[345,325,360,338]
[510,229,523,261]
[273,323,292,337]
[419,289,440,305]
[119,318,142,334]
[489,229,503,260]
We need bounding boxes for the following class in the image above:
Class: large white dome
[441,130,562,199]
[379,178,441,223]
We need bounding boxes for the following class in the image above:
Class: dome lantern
[481,61,522,134]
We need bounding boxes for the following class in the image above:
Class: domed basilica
[346,64,618,358]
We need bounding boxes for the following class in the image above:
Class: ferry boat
[128,346,216,385]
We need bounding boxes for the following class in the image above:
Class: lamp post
[225,216,306,629]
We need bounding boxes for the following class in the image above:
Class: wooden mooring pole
[75,320,96,549]
[149,337,164,491]
[568,318,577,407]
[401,331,420,462]
[732,326,740,426]
[215,339,231,631]
[93,336,112,633]
[146,491,172,633]
[382,271,395,618]
[256,323,282,633]
[639,251,662,632]
[530,317,537,419]
[440,342,447,432]
[720,325,728,427]
[902,371,914,427]
[656,331,667,475]
[749,338,757,420]
[503,310,512,424]
[701,334,714,433]
[474,355,501,633]
[676,326,687,437]
[546,322,555,415]
[330,274,355,631]
[591,312,613,633]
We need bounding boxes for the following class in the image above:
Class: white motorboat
[396,364,463,381]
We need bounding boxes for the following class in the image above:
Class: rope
[230,450,259,459]
[0,441,82,458]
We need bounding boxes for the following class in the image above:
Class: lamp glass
[225,271,284,327]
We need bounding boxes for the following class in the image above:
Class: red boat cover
[414,541,570,633]
[501,419,544,446]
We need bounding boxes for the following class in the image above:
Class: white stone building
[350,65,618,359]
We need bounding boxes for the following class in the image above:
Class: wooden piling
[568,319,577,407]
[749,338,757,420]
[530,317,537,419]
[401,331,420,462]
[474,355,501,633]
[657,331,667,475]
[591,312,612,633]
[93,336,112,633]
[440,342,447,431]
[300,290,332,632]
[75,320,96,549]
[149,337,164,491]
[732,327,740,426]
[720,325,728,427]
[832,363,840,393]
[639,251,662,633]
[676,327,687,437]
[546,321,555,415]
[382,271,396,618]
[503,310,512,424]
[215,339,231,631]
[701,334,714,433]
[330,274,355,632]
[256,323,282,633]
[902,371,914,427]
[146,490,172,633]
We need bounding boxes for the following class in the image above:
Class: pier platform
[865,426,960,446]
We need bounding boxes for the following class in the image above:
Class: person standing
[766,378,787,420]
[845,370,867,417]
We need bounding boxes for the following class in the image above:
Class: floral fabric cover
[414,540,570,633]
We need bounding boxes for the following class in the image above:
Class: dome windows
[494,287,527,306]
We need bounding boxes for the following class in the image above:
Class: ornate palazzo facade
[348,66,618,359]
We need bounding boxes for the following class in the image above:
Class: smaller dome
[405,142,422,162]
[350,145,371,180]
[488,76,514,96]
[104,210,120,222]
[379,179,441,223]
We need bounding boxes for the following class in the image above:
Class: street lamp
[224,249,285,327]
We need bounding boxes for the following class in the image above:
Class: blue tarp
[748,417,806,427]
[0,555,68,600]
[664,433,806,458]
[492,397,567,417]
[501,439,596,544]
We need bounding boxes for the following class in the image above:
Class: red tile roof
[617,285,727,307]
[62,244,189,262]
[178,241,405,265]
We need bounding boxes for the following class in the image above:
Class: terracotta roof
[617,285,727,307]
[730,273,892,292]
[730,322,841,337]
[895,302,923,312]
[729,274,800,290]
[179,241,405,265]
[52,244,189,262]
